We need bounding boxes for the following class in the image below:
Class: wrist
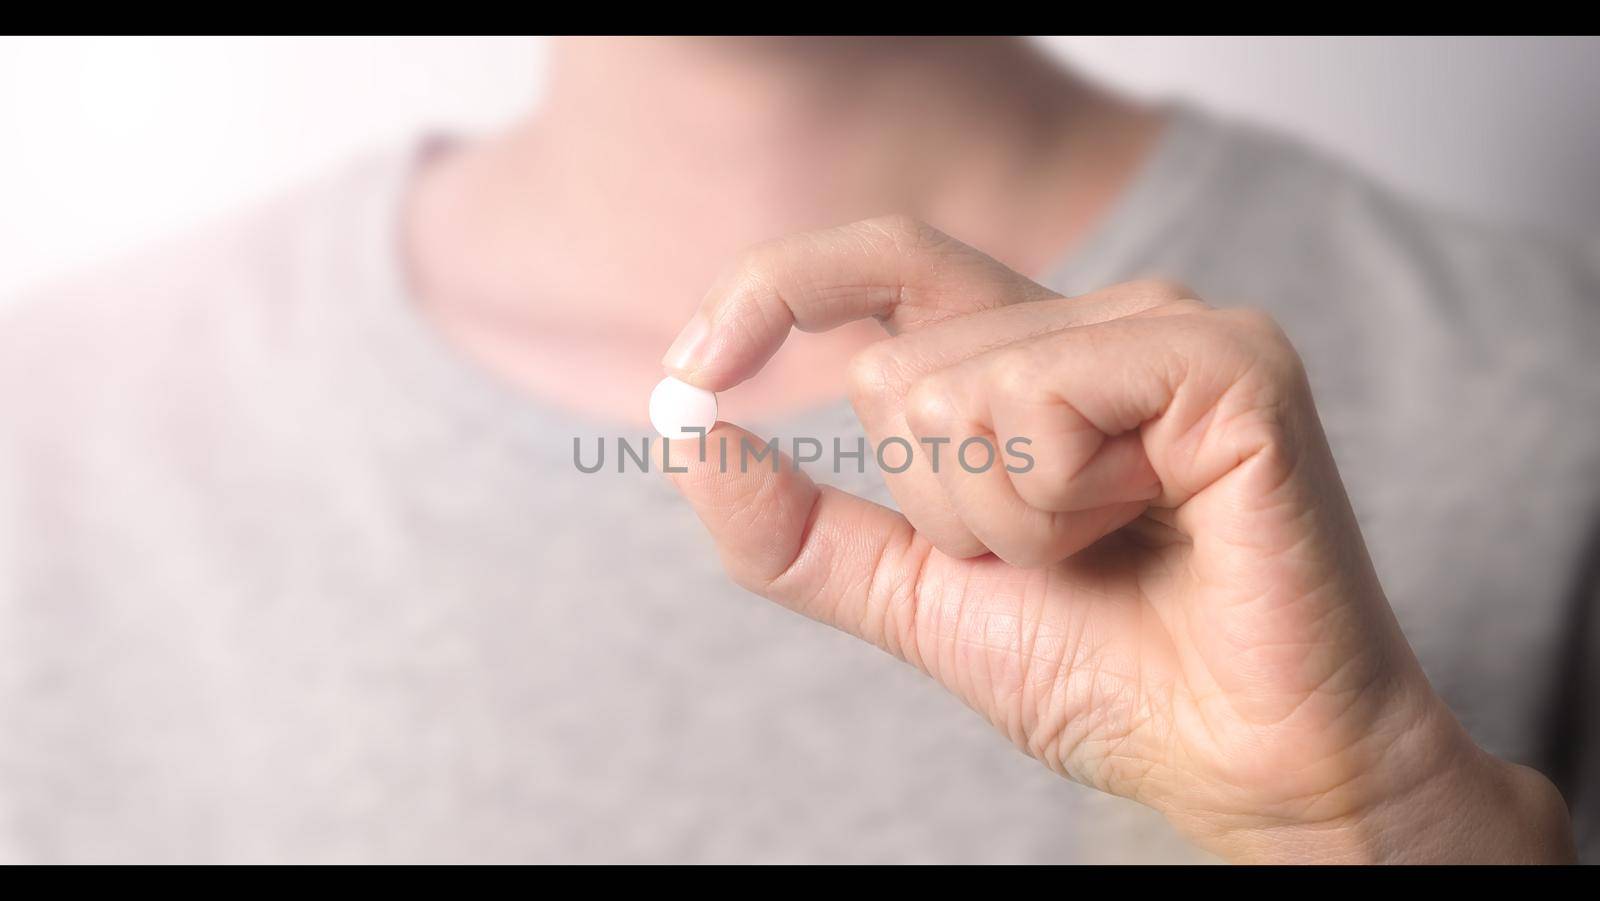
[1345,741,1572,863]
[1216,700,1575,864]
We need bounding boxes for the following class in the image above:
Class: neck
[405,37,1160,422]
[541,38,1078,210]
[533,38,1131,257]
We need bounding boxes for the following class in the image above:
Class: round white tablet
[649,376,719,440]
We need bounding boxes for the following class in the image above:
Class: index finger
[661,215,1056,391]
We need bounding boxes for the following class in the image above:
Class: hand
[661,216,1574,863]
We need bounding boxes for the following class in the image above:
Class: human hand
[662,216,1573,863]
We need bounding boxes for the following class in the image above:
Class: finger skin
[661,212,1194,560]
[662,421,1143,752]
[661,221,1576,860]
[918,307,1413,722]
[843,283,1194,556]
[663,423,932,658]
[662,317,1574,862]
[661,215,1051,391]
[666,213,1193,559]
[992,396,1163,513]
[660,216,1052,558]
[899,304,1272,568]
[908,407,1152,569]
[925,307,1303,511]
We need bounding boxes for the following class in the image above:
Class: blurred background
[1,35,1597,304]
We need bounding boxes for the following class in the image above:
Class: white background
[2,36,1597,302]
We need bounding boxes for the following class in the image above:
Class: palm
[901,443,1411,834]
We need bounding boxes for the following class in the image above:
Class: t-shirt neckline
[350,103,1232,453]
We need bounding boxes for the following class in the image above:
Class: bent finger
[661,215,1054,390]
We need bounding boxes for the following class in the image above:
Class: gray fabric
[1,106,1597,863]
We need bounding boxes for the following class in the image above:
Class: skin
[405,37,1156,424]
[660,217,1575,863]
[406,38,1576,862]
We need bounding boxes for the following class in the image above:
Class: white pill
[649,376,718,440]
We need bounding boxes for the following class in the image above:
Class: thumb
[664,422,930,656]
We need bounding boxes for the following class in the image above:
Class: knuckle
[1122,277,1204,306]
[986,349,1041,400]
[727,240,779,285]
[1219,308,1305,382]
[715,241,806,339]
[714,245,781,317]
[1222,306,1284,339]
[857,213,945,252]
[846,343,910,410]
[1164,295,1211,315]
[904,374,963,435]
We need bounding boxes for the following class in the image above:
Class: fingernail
[662,314,710,372]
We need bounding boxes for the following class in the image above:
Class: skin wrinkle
[842,503,910,650]
[1076,635,1137,789]
[804,285,903,327]
[1201,702,1474,857]
[961,581,1023,746]
[857,215,921,256]
[953,579,1030,720]
[979,606,1020,743]
[869,518,930,668]
[882,430,987,560]
[1198,661,1411,822]
[662,220,1574,860]
[1181,444,1310,582]
[1214,482,1323,570]
[840,512,889,649]
[1125,598,1173,804]
[909,545,963,683]
[1007,574,1062,747]
[1007,392,1111,510]
[1274,719,1421,821]
[879,281,907,328]
[940,422,1033,563]
[756,477,828,600]
[1201,505,1383,730]
[1035,590,1117,775]
[1231,669,1382,803]
[899,288,1167,387]
[1014,571,1064,751]
[722,280,788,372]
[1174,389,1257,488]
[947,559,985,717]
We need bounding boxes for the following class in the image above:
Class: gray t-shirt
[2,107,1597,863]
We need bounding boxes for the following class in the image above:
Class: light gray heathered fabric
[1,107,1597,863]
